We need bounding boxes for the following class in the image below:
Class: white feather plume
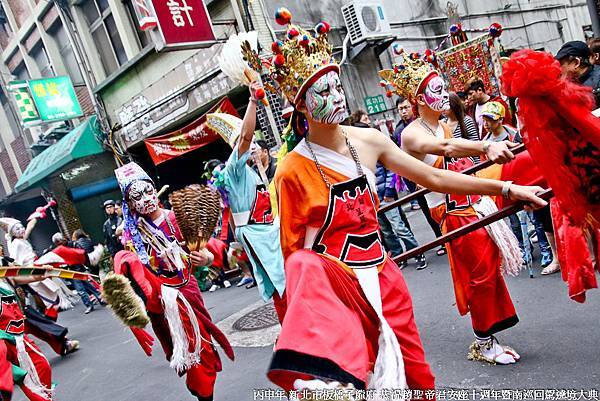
[218,31,260,86]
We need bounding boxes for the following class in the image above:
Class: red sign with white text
[144,97,238,165]
[151,0,215,46]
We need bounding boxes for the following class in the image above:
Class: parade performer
[501,49,600,302]
[380,52,545,365]
[266,8,545,397]
[0,279,53,401]
[206,84,286,320]
[107,162,234,401]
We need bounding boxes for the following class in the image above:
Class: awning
[15,116,104,192]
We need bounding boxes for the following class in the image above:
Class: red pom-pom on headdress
[315,21,331,35]
[489,23,503,38]
[271,40,283,54]
[275,7,292,26]
[287,27,300,40]
[273,54,286,68]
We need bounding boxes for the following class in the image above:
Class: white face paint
[127,180,159,215]
[423,75,450,112]
[304,71,348,124]
[10,223,25,239]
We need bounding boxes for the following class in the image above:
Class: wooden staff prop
[0,265,99,281]
[378,144,526,214]
[392,188,554,263]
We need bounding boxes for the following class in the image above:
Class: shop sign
[27,76,83,122]
[151,0,215,47]
[116,44,236,148]
[144,97,238,165]
[364,95,387,114]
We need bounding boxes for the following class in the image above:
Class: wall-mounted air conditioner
[341,1,392,45]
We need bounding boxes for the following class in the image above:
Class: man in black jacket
[556,40,600,108]
[102,200,123,258]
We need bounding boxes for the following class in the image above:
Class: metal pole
[586,0,600,37]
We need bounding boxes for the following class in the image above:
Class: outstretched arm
[23,218,37,241]
[401,124,517,164]
[377,132,546,208]
[237,81,262,156]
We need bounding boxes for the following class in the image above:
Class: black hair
[350,109,368,125]
[449,93,469,140]
[467,78,485,93]
[255,139,269,150]
[115,200,122,206]
[204,159,221,173]
[72,229,89,240]
[395,97,408,107]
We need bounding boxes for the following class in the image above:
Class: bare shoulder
[343,125,387,147]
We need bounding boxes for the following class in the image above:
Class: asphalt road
[12,208,600,401]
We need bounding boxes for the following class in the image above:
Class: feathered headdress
[378,49,438,104]
[268,7,337,105]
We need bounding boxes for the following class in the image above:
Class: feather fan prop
[169,185,221,251]
[102,273,149,328]
[218,31,268,105]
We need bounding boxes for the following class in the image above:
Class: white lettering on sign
[166,0,194,27]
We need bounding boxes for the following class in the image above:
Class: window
[0,3,13,50]
[124,0,151,48]
[48,22,84,84]
[0,87,21,143]
[79,0,127,75]
[12,61,29,81]
[30,42,54,78]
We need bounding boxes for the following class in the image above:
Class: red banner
[144,97,238,165]
[151,0,215,46]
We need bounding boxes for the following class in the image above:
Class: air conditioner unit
[341,1,392,45]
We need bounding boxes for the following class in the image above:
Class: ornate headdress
[269,7,338,105]
[379,49,439,104]
[114,162,156,264]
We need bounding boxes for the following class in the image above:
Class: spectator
[589,38,600,65]
[446,93,480,162]
[102,200,123,259]
[71,229,106,314]
[466,78,512,136]
[254,140,277,183]
[480,102,555,269]
[556,40,600,108]
[351,112,427,269]
[115,200,123,218]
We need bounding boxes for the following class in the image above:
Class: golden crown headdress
[268,7,339,105]
[378,49,438,104]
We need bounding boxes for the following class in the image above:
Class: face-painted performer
[206,83,286,318]
[111,163,233,401]
[266,7,546,397]
[380,51,548,365]
[0,280,53,401]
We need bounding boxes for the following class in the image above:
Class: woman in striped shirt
[446,92,480,162]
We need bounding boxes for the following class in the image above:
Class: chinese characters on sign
[27,76,83,122]
[151,0,215,47]
[7,80,41,126]
[364,95,387,114]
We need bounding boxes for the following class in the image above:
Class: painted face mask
[10,223,25,239]
[423,75,450,112]
[128,180,159,215]
[304,71,348,124]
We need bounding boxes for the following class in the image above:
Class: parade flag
[144,97,239,165]
[0,266,98,281]
[437,34,502,97]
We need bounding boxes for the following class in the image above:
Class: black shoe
[415,255,428,270]
[399,260,408,270]
[245,281,257,289]
[84,305,94,314]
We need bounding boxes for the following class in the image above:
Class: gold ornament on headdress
[269,7,339,105]
[378,49,438,104]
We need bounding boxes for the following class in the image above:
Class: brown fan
[169,185,222,252]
